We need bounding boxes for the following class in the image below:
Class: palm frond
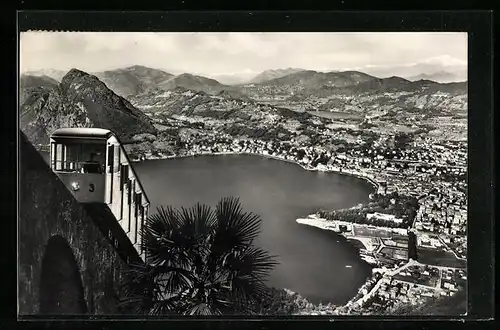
[210,197,263,260]
[176,203,215,253]
[125,197,278,316]
[185,302,218,316]
[120,262,160,314]
[143,206,197,267]
[156,269,194,298]
[215,197,244,228]
[149,294,184,315]
[229,246,279,279]
[228,276,270,314]
[145,206,181,238]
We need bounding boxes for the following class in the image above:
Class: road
[386,158,466,170]
[436,235,467,261]
[347,259,419,308]
[346,257,460,309]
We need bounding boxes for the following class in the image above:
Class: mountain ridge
[407,71,465,83]
[23,69,67,82]
[248,68,306,84]
[21,65,468,136]
[255,70,377,89]
[20,68,157,145]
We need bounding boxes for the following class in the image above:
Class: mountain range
[19,65,467,146]
[248,68,306,84]
[407,71,464,83]
[356,58,467,84]
[260,70,374,87]
[23,69,67,82]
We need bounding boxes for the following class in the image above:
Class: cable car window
[107,144,114,172]
[132,182,138,244]
[120,165,129,190]
[52,140,105,173]
[119,164,128,221]
[107,144,114,203]
[140,205,145,243]
[114,145,120,173]
[50,143,56,169]
[128,180,133,235]
[61,145,66,170]
[55,144,63,171]
[134,192,142,218]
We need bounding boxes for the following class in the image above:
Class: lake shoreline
[132,151,378,314]
[130,151,381,193]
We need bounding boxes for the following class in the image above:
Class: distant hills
[252,70,376,89]
[24,69,67,82]
[358,59,467,84]
[249,68,306,84]
[237,69,466,114]
[93,65,175,98]
[93,66,246,99]
[20,65,468,141]
[157,73,226,94]
[20,69,156,145]
[23,66,468,99]
[407,71,464,84]
[20,74,59,90]
[94,65,245,98]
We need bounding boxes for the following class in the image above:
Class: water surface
[134,154,374,304]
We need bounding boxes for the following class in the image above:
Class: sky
[20,32,467,82]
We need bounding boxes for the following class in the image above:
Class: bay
[133,154,374,305]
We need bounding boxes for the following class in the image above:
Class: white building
[366,212,403,224]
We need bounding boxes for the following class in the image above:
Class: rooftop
[51,127,114,139]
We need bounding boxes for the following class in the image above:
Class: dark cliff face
[20,68,157,145]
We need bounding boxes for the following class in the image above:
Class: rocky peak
[61,69,106,91]
[61,68,90,85]
[20,68,157,145]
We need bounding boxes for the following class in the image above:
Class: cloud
[420,55,468,66]
[20,32,467,78]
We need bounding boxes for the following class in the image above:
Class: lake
[133,154,374,305]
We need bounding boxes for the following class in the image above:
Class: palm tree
[121,197,278,316]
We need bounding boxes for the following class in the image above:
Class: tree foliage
[121,197,278,315]
[394,132,414,150]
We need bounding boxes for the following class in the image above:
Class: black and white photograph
[18,31,469,317]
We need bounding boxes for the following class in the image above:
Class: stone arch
[39,235,87,315]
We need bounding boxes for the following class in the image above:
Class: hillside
[20,74,59,90]
[157,73,227,95]
[94,66,247,100]
[20,68,157,145]
[23,69,67,82]
[94,65,175,98]
[63,65,468,117]
[258,70,376,88]
[408,71,464,84]
[20,65,468,147]
[249,68,306,84]
[241,71,467,115]
[19,75,60,112]
[385,289,467,316]
[128,86,304,123]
